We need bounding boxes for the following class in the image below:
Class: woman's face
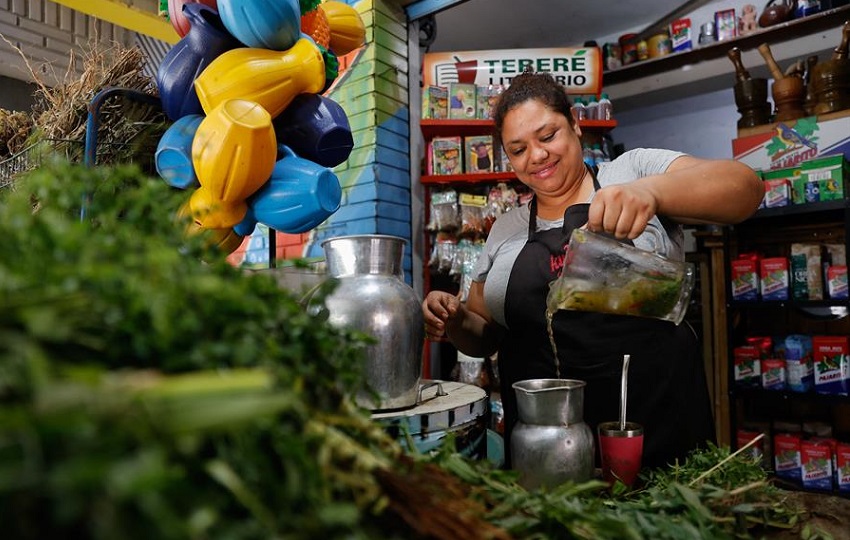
[500,99,584,196]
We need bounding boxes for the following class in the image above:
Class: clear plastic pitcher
[546,228,695,325]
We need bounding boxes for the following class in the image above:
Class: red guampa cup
[598,421,644,488]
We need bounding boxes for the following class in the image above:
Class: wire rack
[0,88,164,191]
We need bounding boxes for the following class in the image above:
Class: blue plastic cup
[155,114,204,189]
[248,145,342,233]
[273,94,354,168]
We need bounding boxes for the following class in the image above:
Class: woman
[422,71,764,469]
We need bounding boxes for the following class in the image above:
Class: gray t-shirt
[474,148,686,327]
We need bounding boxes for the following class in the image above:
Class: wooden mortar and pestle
[758,42,806,122]
[810,21,850,116]
[727,47,771,128]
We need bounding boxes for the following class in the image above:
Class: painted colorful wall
[229,0,413,279]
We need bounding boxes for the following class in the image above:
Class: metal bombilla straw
[620,354,630,431]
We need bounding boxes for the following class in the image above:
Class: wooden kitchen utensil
[810,21,850,115]
[728,47,771,128]
[758,42,805,122]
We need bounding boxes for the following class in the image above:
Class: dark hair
[493,71,575,140]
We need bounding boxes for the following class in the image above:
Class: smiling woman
[422,70,764,470]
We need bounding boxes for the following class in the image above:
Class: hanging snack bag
[459,192,488,237]
[428,188,459,232]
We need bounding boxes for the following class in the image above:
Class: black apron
[498,167,715,470]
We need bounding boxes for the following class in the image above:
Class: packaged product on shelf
[428,231,457,274]
[774,432,803,482]
[801,154,849,201]
[427,188,459,231]
[495,144,513,172]
[457,239,484,302]
[790,243,823,300]
[430,137,463,175]
[837,443,850,494]
[812,335,850,396]
[485,183,519,233]
[476,84,502,120]
[762,168,803,205]
[602,42,622,71]
[763,178,791,208]
[827,265,848,299]
[801,439,834,492]
[422,85,448,119]
[459,192,488,236]
[760,257,789,301]
[464,135,494,173]
[734,345,762,387]
[669,18,693,52]
[761,358,787,391]
[790,251,809,300]
[448,83,477,119]
[731,255,759,301]
[736,428,766,463]
[714,9,737,41]
[781,334,814,392]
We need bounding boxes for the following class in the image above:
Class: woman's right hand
[422,290,462,340]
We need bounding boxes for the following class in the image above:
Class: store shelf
[603,5,850,113]
[420,118,618,139]
[421,171,516,184]
[748,200,849,220]
[732,387,850,405]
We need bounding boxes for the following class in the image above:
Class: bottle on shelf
[592,143,607,165]
[597,92,613,121]
[572,97,587,121]
[585,95,599,120]
[582,143,594,167]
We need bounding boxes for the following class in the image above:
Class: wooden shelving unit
[603,5,850,113]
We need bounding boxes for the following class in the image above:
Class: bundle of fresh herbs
[0,160,835,540]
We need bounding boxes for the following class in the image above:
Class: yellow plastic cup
[194,39,326,118]
[188,185,248,230]
[192,99,277,204]
[320,1,366,56]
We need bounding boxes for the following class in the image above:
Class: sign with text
[422,47,602,94]
[733,115,850,170]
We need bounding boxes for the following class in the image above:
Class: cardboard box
[812,335,850,396]
[476,85,501,120]
[422,85,448,119]
[762,167,803,204]
[464,135,494,173]
[801,153,849,201]
[774,432,802,482]
[430,136,463,175]
[760,257,789,301]
[732,115,847,171]
[731,257,759,301]
[669,18,692,52]
[448,83,477,120]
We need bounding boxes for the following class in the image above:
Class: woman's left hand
[586,182,659,240]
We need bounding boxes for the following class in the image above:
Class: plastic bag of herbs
[0,160,828,540]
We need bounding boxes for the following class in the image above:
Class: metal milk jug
[511,379,595,490]
[321,235,423,410]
